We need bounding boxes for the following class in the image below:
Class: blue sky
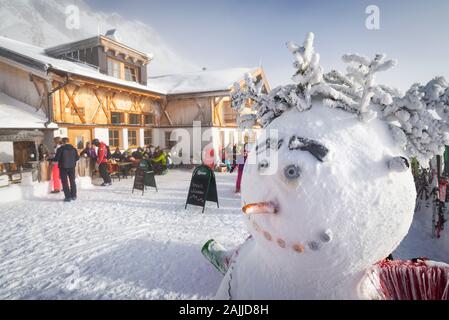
[85,0,449,91]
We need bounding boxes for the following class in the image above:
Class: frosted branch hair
[232,32,449,164]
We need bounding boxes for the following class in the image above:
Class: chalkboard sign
[133,160,158,195]
[185,165,219,213]
[132,167,146,195]
[144,170,158,191]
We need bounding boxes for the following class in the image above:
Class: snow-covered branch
[231,32,449,163]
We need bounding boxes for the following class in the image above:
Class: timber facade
[0,30,270,166]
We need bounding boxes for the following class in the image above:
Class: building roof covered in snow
[0,36,162,95]
[0,92,57,129]
[0,36,268,97]
[147,67,264,95]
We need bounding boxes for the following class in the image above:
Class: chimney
[105,29,121,42]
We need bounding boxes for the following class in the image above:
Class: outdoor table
[116,162,133,179]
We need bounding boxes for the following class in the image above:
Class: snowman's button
[320,229,333,243]
[308,241,321,251]
[292,243,305,253]
[276,238,286,248]
[252,221,261,232]
[263,231,272,241]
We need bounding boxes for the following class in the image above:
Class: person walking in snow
[92,139,112,186]
[53,137,79,202]
[235,140,249,193]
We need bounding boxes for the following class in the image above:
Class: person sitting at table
[143,146,152,159]
[80,142,97,160]
[151,147,168,174]
[121,151,134,163]
[132,147,144,160]
[111,147,123,161]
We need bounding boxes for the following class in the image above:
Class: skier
[52,137,79,202]
[92,139,112,186]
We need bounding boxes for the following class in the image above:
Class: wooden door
[68,128,92,150]
[13,141,36,167]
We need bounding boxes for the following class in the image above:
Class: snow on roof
[0,36,262,96]
[147,67,258,95]
[0,36,163,94]
[0,92,57,129]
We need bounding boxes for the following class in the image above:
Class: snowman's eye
[284,165,301,181]
[258,160,270,170]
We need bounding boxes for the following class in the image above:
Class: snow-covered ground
[0,168,447,299]
[394,202,449,264]
[0,169,247,299]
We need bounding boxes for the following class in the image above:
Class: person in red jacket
[92,139,111,186]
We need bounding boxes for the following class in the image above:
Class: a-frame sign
[185,165,219,213]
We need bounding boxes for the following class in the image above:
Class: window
[108,58,121,79]
[129,113,141,125]
[125,65,138,82]
[111,112,124,124]
[109,130,120,148]
[165,131,176,149]
[128,130,138,147]
[75,136,84,150]
[144,130,152,146]
[144,114,154,126]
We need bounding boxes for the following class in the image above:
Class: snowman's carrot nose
[243,202,278,215]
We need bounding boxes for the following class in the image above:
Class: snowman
[211,33,449,300]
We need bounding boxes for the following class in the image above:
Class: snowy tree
[323,53,397,122]
[232,32,328,126]
[382,80,449,165]
[231,32,449,164]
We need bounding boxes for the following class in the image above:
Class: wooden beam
[92,89,110,123]
[135,96,143,112]
[217,99,224,127]
[31,76,46,112]
[164,110,174,126]
[110,92,118,111]
[63,86,85,124]
[70,76,163,100]
[160,101,173,126]
[59,87,65,123]
[212,96,224,126]
[91,91,102,123]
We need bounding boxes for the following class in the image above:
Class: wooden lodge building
[0,30,269,168]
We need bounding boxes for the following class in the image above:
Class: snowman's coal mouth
[242,201,279,215]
